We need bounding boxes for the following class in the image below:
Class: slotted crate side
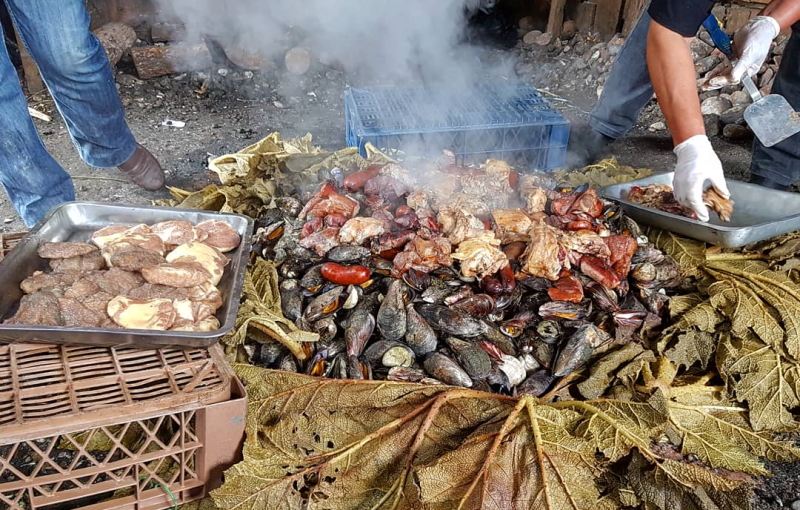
[345,84,570,169]
[0,375,246,510]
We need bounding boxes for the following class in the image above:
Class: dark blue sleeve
[648,0,717,37]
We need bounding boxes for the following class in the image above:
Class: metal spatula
[704,15,800,147]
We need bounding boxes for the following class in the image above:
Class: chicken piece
[406,189,432,211]
[522,187,548,214]
[298,228,341,257]
[571,189,604,218]
[90,225,131,248]
[308,193,360,220]
[195,220,241,252]
[434,193,491,217]
[450,231,508,279]
[141,262,212,288]
[703,188,734,222]
[491,209,532,243]
[49,251,105,273]
[337,217,386,245]
[171,316,220,332]
[372,230,416,255]
[101,233,167,266]
[58,298,107,328]
[38,242,98,259]
[85,267,145,295]
[5,291,62,326]
[556,230,611,258]
[391,230,453,277]
[107,297,176,330]
[437,207,485,245]
[126,284,193,301]
[151,220,201,247]
[166,242,228,285]
[521,220,562,281]
[20,271,82,294]
[109,248,167,272]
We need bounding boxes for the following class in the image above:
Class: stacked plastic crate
[345,82,570,169]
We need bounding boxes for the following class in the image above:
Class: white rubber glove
[673,135,730,222]
[731,16,781,82]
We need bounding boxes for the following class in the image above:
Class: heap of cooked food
[4,219,241,332]
[628,183,734,222]
[245,156,684,395]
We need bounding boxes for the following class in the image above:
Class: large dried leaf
[668,293,704,320]
[708,280,784,351]
[646,228,706,278]
[577,343,646,399]
[665,330,717,371]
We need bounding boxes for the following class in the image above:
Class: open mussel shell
[300,264,325,295]
[423,352,473,388]
[342,285,360,310]
[402,268,431,292]
[538,301,590,321]
[482,325,518,356]
[443,286,474,306]
[445,337,492,379]
[304,286,345,322]
[371,256,394,276]
[280,256,312,279]
[535,320,562,344]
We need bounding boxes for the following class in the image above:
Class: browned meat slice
[58,298,106,327]
[186,281,224,311]
[337,217,386,245]
[195,220,242,252]
[521,220,563,281]
[38,242,98,259]
[64,278,102,299]
[49,251,105,273]
[107,296,176,330]
[170,316,220,332]
[101,233,167,266]
[166,242,227,285]
[627,185,696,219]
[5,291,62,326]
[704,188,734,222]
[126,283,193,301]
[109,248,167,272]
[491,209,532,243]
[298,228,341,257]
[85,267,144,295]
[20,271,82,294]
[150,220,199,246]
[82,291,114,313]
[90,225,130,248]
[141,262,211,288]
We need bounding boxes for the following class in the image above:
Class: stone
[536,32,554,46]
[760,68,775,88]
[515,62,534,76]
[791,499,800,510]
[607,35,625,56]
[720,106,747,126]
[699,90,720,102]
[701,96,732,116]
[698,29,714,46]
[695,55,722,75]
[561,20,577,40]
[690,38,713,61]
[723,124,753,140]
[703,114,721,137]
[649,121,667,132]
[522,30,542,45]
[729,90,752,107]
[720,85,738,95]
[519,16,536,31]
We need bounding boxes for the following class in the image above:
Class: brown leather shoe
[118,144,165,191]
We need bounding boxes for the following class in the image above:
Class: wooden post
[546,0,568,38]
[622,0,648,35]
[575,2,597,33]
[594,0,624,35]
[130,44,213,79]
[13,27,44,94]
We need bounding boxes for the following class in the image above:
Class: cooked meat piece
[58,298,106,328]
[5,291,61,326]
[391,230,453,278]
[86,267,144,295]
[521,220,563,281]
[556,230,611,258]
[437,207,485,245]
[38,242,98,259]
[150,220,198,247]
[20,271,82,294]
[82,291,114,313]
[605,235,639,279]
[101,233,167,266]
[109,248,167,272]
[90,225,130,248]
[171,316,220,332]
[49,251,105,273]
[141,262,212,288]
[451,231,508,279]
[491,209,532,243]
[107,296,176,330]
[703,188,734,222]
[64,278,102,299]
[627,185,696,218]
[406,189,432,211]
[337,217,386,245]
[435,193,491,217]
[173,298,217,323]
[166,242,228,285]
[186,281,224,311]
[195,220,241,252]
[126,283,193,301]
[298,228,341,257]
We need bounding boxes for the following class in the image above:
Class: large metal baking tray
[601,172,800,248]
[0,202,253,349]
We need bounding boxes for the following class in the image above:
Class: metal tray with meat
[601,172,800,248]
[0,202,253,349]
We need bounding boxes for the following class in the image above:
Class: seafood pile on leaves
[239,155,671,397]
[162,135,800,510]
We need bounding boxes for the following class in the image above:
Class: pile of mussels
[246,157,684,396]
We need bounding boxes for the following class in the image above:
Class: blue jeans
[0,0,137,227]
[590,6,800,185]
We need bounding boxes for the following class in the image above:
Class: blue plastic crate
[345,83,570,170]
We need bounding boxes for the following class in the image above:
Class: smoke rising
[155,0,513,86]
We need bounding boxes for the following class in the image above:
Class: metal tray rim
[0,201,253,341]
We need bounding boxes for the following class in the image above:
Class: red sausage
[509,171,519,189]
[498,263,516,294]
[320,263,371,285]
[567,220,594,231]
[343,165,382,191]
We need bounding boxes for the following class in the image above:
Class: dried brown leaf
[646,228,706,278]
[668,293,704,320]
[665,330,717,371]
[708,280,784,351]
[577,343,646,399]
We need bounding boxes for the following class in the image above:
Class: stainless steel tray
[0,201,254,349]
[601,172,800,248]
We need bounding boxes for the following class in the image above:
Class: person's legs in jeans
[5,0,137,168]
[749,22,800,189]
[567,5,654,166]
[0,19,74,227]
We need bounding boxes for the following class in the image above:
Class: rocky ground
[3,23,794,508]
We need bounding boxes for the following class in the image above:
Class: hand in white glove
[708,16,780,88]
[673,135,730,222]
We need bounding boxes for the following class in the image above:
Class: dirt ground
[6,42,794,509]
